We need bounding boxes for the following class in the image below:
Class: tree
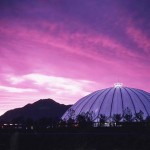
[134,110,144,122]
[98,114,108,126]
[76,113,87,128]
[12,116,25,124]
[85,111,94,127]
[25,118,34,129]
[36,117,52,129]
[145,116,150,124]
[59,119,67,128]
[67,108,75,120]
[76,112,94,128]
[112,114,122,124]
[67,118,75,128]
[123,107,133,122]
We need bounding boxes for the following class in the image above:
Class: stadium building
[62,83,150,122]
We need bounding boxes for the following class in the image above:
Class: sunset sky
[0,0,150,115]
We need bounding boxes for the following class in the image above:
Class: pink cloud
[0,85,37,93]
[0,20,142,75]
[0,20,149,80]
[0,73,101,115]
[127,26,150,54]
[0,20,137,63]
[7,73,98,95]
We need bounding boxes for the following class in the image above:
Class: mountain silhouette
[0,99,71,122]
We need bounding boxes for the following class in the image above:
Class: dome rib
[110,88,116,117]
[124,87,137,114]
[142,90,150,96]
[97,88,112,119]
[73,91,99,112]
[72,94,90,111]
[72,97,88,112]
[88,89,106,113]
[137,89,150,103]
[119,88,124,114]
[128,88,149,116]
[78,91,101,114]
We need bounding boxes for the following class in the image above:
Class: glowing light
[114,83,123,88]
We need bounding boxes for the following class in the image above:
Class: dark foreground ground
[0,127,150,150]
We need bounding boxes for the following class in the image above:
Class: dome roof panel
[120,88,136,114]
[127,88,149,117]
[87,88,111,117]
[98,88,116,117]
[111,88,123,115]
[74,91,100,115]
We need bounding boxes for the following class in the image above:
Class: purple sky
[0,0,150,115]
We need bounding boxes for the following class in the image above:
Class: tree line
[1,107,150,130]
[59,107,150,128]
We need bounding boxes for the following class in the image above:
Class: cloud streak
[0,85,37,93]
[127,26,150,54]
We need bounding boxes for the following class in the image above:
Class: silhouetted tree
[76,113,87,128]
[36,117,52,129]
[135,110,144,122]
[59,119,67,128]
[85,111,94,127]
[12,116,25,124]
[25,118,34,129]
[123,107,133,122]
[145,116,150,123]
[67,108,75,120]
[98,114,108,126]
[112,114,122,124]
[67,118,75,128]
[76,112,94,128]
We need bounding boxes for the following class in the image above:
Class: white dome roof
[62,85,150,121]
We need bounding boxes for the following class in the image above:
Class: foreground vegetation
[1,108,150,149]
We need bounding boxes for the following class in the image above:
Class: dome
[62,84,150,121]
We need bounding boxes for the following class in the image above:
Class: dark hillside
[0,99,71,122]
